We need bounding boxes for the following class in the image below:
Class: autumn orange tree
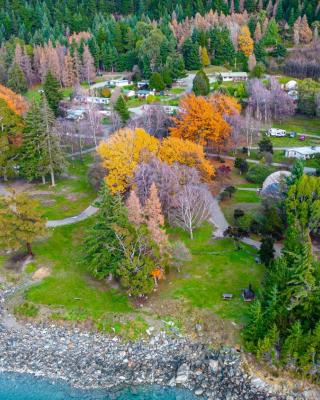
[238,25,254,57]
[208,93,241,116]
[0,84,28,115]
[159,136,214,181]
[98,128,159,193]
[170,93,231,146]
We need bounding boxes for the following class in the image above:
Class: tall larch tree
[238,25,254,57]
[82,45,96,84]
[126,190,144,225]
[200,47,210,66]
[144,182,168,251]
[41,96,66,186]
[62,50,77,87]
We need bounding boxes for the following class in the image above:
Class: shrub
[101,87,111,98]
[246,164,272,184]
[234,209,245,219]
[146,94,156,104]
[234,157,249,174]
[236,214,254,233]
[14,302,39,318]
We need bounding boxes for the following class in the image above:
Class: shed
[242,284,255,302]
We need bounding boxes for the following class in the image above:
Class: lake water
[0,373,202,400]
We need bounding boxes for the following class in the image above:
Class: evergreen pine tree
[7,63,28,94]
[192,69,210,96]
[149,72,165,91]
[259,236,275,266]
[182,38,201,70]
[114,95,130,123]
[83,185,128,279]
[21,97,65,186]
[276,0,284,21]
[43,70,63,116]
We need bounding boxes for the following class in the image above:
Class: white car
[267,128,286,137]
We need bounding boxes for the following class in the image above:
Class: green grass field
[37,155,96,220]
[273,116,320,136]
[25,86,73,102]
[169,87,185,95]
[26,220,131,321]
[236,183,260,189]
[269,135,320,147]
[233,190,260,203]
[164,224,264,323]
[23,222,263,326]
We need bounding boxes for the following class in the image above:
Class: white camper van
[267,128,286,137]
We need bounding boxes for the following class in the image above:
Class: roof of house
[220,72,248,77]
[286,146,320,156]
[137,90,152,94]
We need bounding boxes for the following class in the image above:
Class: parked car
[299,135,306,141]
[267,128,286,137]
[288,131,297,138]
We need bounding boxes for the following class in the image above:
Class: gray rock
[176,363,190,384]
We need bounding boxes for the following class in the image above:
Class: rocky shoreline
[0,321,313,400]
[0,284,319,400]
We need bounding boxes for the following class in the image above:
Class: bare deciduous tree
[134,158,201,220]
[129,105,172,138]
[87,102,103,146]
[172,184,212,239]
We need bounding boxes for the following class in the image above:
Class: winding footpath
[0,181,279,253]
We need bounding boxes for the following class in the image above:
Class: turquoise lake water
[0,373,202,400]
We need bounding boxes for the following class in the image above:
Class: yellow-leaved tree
[238,25,254,57]
[98,128,159,193]
[159,137,214,181]
[200,46,210,67]
[170,93,231,146]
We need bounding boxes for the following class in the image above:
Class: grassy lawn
[26,220,131,321]
[236,183,260,189]
[233,190,260,203]
[169,87,185,95]
[269,135,320,147]
[164,224,264,324]
[25,86,73,102]
[203,65,229,73]
[127,97,147,108]
[248,149,289,165]
[273,116,320,136]
[37,155,96,220]
[277,76,303,85]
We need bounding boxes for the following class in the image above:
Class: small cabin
[242,284,255,302]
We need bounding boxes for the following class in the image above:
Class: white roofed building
[285,146,320,160]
